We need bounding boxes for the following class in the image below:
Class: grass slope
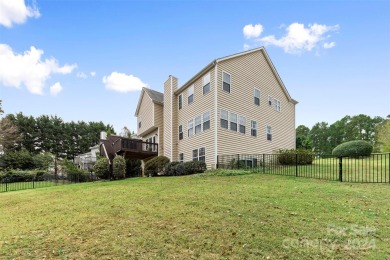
[0,174,389,259]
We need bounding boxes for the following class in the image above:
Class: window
[273,99,281,112]
[192,148,205,162]
[192,149,198,161]
[220,109,228,129]
[138,117,142,129]
[267,125,272,141]
[222,72,231,93]
[188,119,194,137]
[268,96,273,106]
[188,85,194,104]
[179,125,183,140]
[199,148,205,162]
[178,94,183,110]
[239,116,246,134]
[179,153,184,163]
[203,73,210,95]
[230,112,237,131]
[203,111,210,131]
[254,88,260,106]
[251,120,257,137]
[195,116,202,134]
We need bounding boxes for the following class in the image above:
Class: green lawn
[0,173,389,259]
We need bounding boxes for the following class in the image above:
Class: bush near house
[125,159,141,177]
[144,156,170,177]
[164,161,207,176]
[332,140,373,158]
[93,157,110,180]
[0,170,50,182]
[113,156,126,180]
[277,149,316,165]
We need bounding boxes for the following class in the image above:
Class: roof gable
[134,87,164,116]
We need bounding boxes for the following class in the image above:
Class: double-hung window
[239,116,246,134]
[222,72,231,93]
[251,120,257,137]
[220,110,228,129]
[203,73,210,95]
[274,99,281,112]
[268,96,273,106]
[179,125,183,140]
[203,111,210,131]
[230,112,237,131]
[192,149,198,161]
[178,94,183,110]
[195,116,202,134]
[254,88,260,106]
[179,153,184,163]
[188,85,194,104]
[267,125,272,141]
[199,148,205,162]
[188,120,194,137]
[138,117,142,129]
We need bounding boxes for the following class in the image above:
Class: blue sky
[0,0,389,134]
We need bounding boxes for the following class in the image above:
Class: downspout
[214,62,218,168]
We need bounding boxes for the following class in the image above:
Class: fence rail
[0,173,98,193]
[217,153,390,183]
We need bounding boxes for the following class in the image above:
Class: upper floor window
[179,125,183,140]
[195,116,202,134]
[203,73,210,95]
[268,96,273,106]
[230,112,237,131]
[254,88,260,106]
[220,109,228,129]
[251,120,257,137]
[273,99,281,112]
[203,111,210,131]
[188,85,194,104]
[239,116,246,134]
[138,117,142,129]
[222,72,231,93]
[266,125,272,141]
[179,153,184,163]
[188,119,194,137]
[178,94,183,110]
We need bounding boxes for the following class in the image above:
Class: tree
[309,122,331,154]
[0,100,3,115]
[93,157,110,179]
[112,156,126,179]
[0,117,21,152]
[375,117,390,152]
[296,125,312,149]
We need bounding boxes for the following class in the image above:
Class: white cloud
[50,82,62,96]
[0,0,40,28]
[243,24,263,39]
[243,44,251,51]
[323,42,336,49]
[90,71,96,77]
[102,72,147,92]
[258,23,340,54]
[0,44,77,95]
[77,72,88,79]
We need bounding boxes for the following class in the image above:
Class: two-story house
[134,47,298,169]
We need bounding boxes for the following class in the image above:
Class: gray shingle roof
[143,87,164,104]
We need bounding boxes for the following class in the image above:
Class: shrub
[144,156,170,177]
[183,161,207,175]
[332,140,373,158]
[228,158,247,169]
[113,156,126,180]
[93,157,110,179]
[1,149,35,170]
[164,162,181,176]
[33,153,53,170]
[125,159,141,177]
[62,159,91,182]
[0,170,36,182]
[277,149,315,165]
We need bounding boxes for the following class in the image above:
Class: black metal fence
[0,173,98,193]
[217,153,390,183]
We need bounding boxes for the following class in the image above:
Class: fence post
[295,153,298,177]
[237,154,240,169]
[388,153,390,184]
[339,157,343,182]
[262,154,265,173]
[216,155,219,169]
[5,182,7,192]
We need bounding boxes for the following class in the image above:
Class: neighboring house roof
[135,87,164,116]
[174,47,298,105]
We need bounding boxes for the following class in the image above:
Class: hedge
[332,140,373,158]
[0,170,51,182]
[277,149,315,165]
[164,161,207,176]
[144,156,170,177]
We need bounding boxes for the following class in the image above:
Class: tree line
[296,114,390,155]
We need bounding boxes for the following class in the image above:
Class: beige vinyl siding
[163,77,172,160]
[171,77,178,161]
[176,69,215,168]
[154,103,164,156]
[217,50,295,156]
[137,91,154,137]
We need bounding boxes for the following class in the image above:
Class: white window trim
[203,111,211,131]
[179,125,183,141]
[239,115,246,134]
[273,98,281,112]
[251,120,257,137]
[268,95,273,106]
[195,115,202,135]
[178,93,183,110]
[222,71,231,93]
[266,125,272,141]
[229,112,238,132]
[220,109,229,129]
[203,72,211,95]
[254,88,260,106]
[188,119,194,137]
[179,153,184,163]
[188,84,194,104]
[193,147,205,162]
